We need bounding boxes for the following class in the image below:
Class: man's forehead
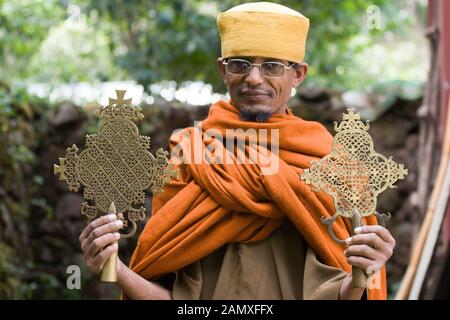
[231,56,288,63]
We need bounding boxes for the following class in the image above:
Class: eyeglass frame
[222,58,297,78]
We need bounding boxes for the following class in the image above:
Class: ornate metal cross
[54,89,178,281]
[301,108,408,287]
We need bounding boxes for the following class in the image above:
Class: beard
[238,109,271,123]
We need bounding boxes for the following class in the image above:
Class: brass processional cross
[54,90,178,282]
[301,109,408,287]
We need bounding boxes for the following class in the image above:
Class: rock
[299,87,330,102]
[378,188,401,213]
[39,246,56,263]
[55,194,84,220]
[3,93,424,299]
[392,221,417,266]
[49,102,82,127]
[0,202,15,242]
[393,192,419,222]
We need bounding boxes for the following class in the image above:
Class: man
[79,2,395,300]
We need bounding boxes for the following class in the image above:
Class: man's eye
[264,63,275,70]
[264,63,282,71]
[239,62,250,72]
[229,61,249,73]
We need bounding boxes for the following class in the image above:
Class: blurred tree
[0,0,65,83]
[0,0,427,92]
[73,0,429,91]
[79,0,223,91]
[27,10,122,85]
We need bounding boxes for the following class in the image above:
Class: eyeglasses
[222,58,296,78]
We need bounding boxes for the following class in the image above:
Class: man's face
[217,56,308,121]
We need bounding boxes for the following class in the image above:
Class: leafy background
[0,0,427,299]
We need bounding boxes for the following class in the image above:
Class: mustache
[239,109,271,123]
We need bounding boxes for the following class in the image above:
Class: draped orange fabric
[128,100,387,300]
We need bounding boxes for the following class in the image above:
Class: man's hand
[78,213,172,299]
[344,225,396,274]
[79,213,123,274]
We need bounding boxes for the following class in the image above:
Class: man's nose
[245,65,264,86]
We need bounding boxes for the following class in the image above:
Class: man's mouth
[240,89,270,97]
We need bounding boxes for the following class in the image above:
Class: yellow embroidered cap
[217,2,310,63]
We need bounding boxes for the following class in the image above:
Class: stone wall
[0,91,420,298]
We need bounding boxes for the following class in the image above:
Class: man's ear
[292,62,308,88]
[216,57,229,86]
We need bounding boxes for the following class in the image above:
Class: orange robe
[128,100,387,300]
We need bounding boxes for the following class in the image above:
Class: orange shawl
[128,100,387,300]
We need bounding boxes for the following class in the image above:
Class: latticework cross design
[301,109,408,221]
[54,90,178,238]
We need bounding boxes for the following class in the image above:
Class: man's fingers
[79,214,117,241]
[87,232,120,257]
[346,233,385,250]
[92,243,119,272]
[344,244,382,261]
[80,214,122,259]
[86,219,123,244]
[79,214,123,276]
[354,225,395,245]
[346,255,378,273]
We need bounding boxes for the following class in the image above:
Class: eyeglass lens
[226,60,287,77]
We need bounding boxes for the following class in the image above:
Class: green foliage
[0,0,427,92]
[0,83,58,299]
[0,242,21,299]
[28,15,119,84]
[81,0,222,90]
[0,0,65,83]
[0,82,111,299]
[0,0,427,299]
[81,0,427,91]
[287,0,427,89]
[0,84,49,176]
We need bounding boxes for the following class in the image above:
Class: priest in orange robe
[79,2,396,300]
